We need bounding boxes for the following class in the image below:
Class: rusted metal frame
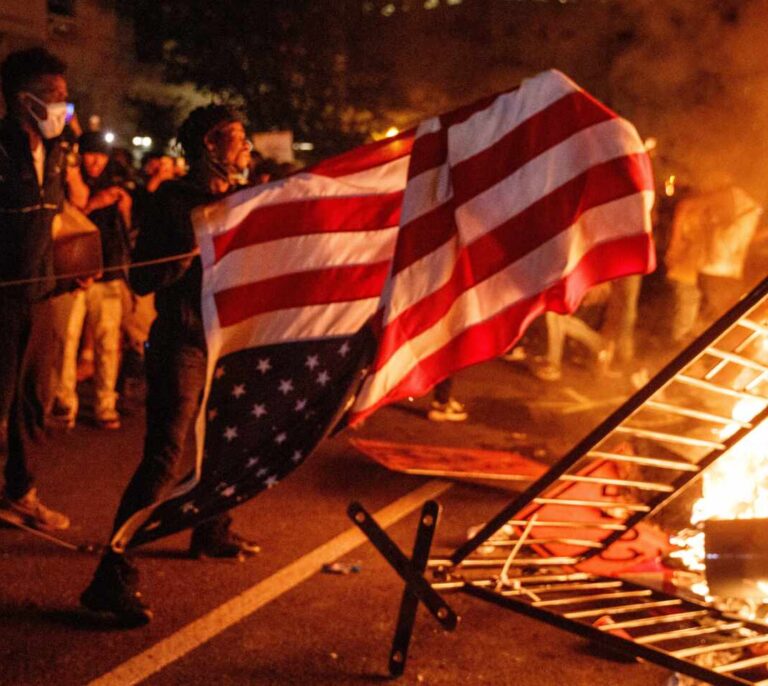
[462,584,755,686]
[704,347,768,375]
[576,401,768,563]
[674,635,768,659]
[635,622,745,644]
[612,426,725,449]
[674,374,766,402]
[388,500,440,677]
[532,589,652,607]
[482,536,607,548]
[585,450,700,472]
[448,278,768,567]
[557,473,676,492]
[644,400,751,427]
[347,501,457,631]
[532,497,650,511]
[564,599,683,619]
[704,323,765,381]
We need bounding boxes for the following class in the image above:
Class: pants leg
[111,341,207,535]
[88,281,123,418]
[601,275,641,364]
[545,312,566,368]
[433,378,453,404]
[52,289,86,415]
[670,278,701,342]
[0,296,34,499]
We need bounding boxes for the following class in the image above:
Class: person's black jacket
[85,173,131,282]
[0,117,68,301]
[129,178,215,351]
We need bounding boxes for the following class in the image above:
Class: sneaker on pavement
[528,358,562,382]
[0,488,70,530]
[427,398,468,422]
[80,552,153,628]
[189,527,261,559]
[49,400,76,430]
[95,410,121,431]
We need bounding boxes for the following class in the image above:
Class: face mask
[21,91,68,139]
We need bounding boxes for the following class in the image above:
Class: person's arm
[65,163,89,209]
[129,183,198,295]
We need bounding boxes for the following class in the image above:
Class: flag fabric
[350,69,655,421]
[119,69,654,549]
[116,129,414,548]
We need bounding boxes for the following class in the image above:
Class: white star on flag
[207,408,218,421]
[264,475,279,488]
[338,341,350,357]
[221,485,237,497]
[305,354,320,370]
[181,502,198,514]
[294,398,307,412]
[214,365,226,380]
[223,426,238,442]
[291,450,303,463]
[274,432,288,445]
[251,403,267,418]
[257,467,269,477]
[257,358,272,374]
[278,379,294,395]
[231,383,246,398]
[316,370,331,386]
[247,456,260,468]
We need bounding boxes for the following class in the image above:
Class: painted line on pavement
[88,479,453,686]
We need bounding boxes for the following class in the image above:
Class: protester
[666,182,762,342]
[80,105,259,627]
[427,378,468,422]
[0,48,77,530]
[49,132,132,430]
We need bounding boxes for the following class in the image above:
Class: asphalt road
[0,352,675,686]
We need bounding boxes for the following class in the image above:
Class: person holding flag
[80,105,259,627]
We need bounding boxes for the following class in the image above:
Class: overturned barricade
[350,275,768,685]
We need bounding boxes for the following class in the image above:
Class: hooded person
[80,105,259,627]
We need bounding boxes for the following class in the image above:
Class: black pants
[0,294,38,500]
[112,337,228,539]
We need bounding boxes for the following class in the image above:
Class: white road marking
[88,479,452,686]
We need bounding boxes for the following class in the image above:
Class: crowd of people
[0,47,274,627]
[1,46,765,628]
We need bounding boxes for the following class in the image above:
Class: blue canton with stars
[127,331,371,548]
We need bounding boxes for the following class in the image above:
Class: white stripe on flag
[210,227,399,293]
[354,192,653,414]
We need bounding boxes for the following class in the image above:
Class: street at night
[1,355,674,686]
[3,1,768,685]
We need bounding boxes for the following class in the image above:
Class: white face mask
[21,91,68,139]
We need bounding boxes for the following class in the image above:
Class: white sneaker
[0,488,70,530]
[427,398,468,422]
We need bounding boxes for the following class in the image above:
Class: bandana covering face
[22,91,68,139]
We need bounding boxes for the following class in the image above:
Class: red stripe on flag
[352,232,655,422]
[392,93,620,276]
[214,261,391,328]
[305,131,414,178]
[213,191,404,263]
[450,91,615,207]
[406,128,447,179]
[378,154,653,368]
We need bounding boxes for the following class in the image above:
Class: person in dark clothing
[50,131,132,429]
[0,48,77,531]
[81,105,259,627]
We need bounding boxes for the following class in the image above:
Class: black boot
[80,551,153,627]
[189,516,260,559]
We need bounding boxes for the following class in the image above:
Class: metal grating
[351,276,768,684]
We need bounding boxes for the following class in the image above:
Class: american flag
[118,70,654,549]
